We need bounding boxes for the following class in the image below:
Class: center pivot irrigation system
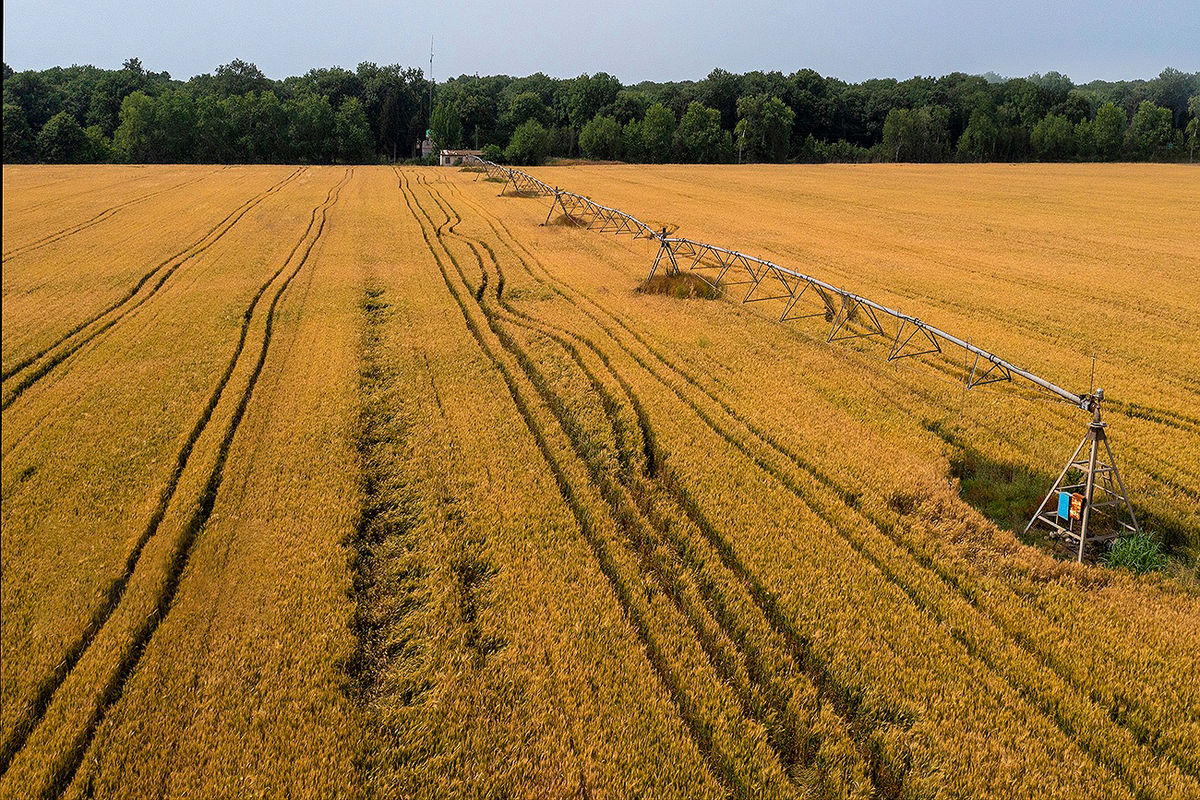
[465,156,1141,561]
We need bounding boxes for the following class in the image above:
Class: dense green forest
[3,59,1197,165]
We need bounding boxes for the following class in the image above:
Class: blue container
[1057,491,1072,520]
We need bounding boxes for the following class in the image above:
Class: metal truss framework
[466,155,556,196]
[544,190,663,240]
[651,236,1070,402]
[461,157,1141,558]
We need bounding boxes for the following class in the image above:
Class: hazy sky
[3,0,1197,84]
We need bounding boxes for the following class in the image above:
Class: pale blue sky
[3,0,1197,83]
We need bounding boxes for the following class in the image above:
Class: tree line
[4,59,1198,165]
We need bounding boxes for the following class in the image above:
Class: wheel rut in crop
[396,170,771,798]
[0,169,351,799]
[411,171,898,798]
[1,168,307,409]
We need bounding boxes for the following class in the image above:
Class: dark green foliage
[957,108,1000,161]
[734,95,794,162]
[504,120,550,166]
[949,449,1047,535]
[480,143,503,163]
[1127,101,1175,160]
[335,97,374,163]
[430,99,462,149]
[211,59,272,97]
[3,102,36,161]
[1187,96,1200,161]
[579,114,622,160]
[1093,102,1128,160]
[36,111,89,162]
[287,92,336,163]
[113,89,195,162]
[675,102,731,163]
[640,103,675,163]
[1031,113,1075,160]
[882,106,951,162]
[564,72,621,130]
[1102,533,1169,573]
[500,91,550,135]
[3,58,1197,164]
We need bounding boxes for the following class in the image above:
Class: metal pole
[544,190,561,225]
[1102,434,1141,535]
[1076,403,1104,562]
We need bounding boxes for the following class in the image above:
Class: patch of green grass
[1101,533,1169,573]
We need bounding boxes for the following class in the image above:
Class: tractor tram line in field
[455,190,1101,793]
[0,168,307,408]
[399,171,783,798]
[1,168,225,262]
[441,174,1198,795]
[422,178,860,789]
[1,165,1195,798]
[4,169,184,222]
[420,176,894,795]
[0,169,350,799]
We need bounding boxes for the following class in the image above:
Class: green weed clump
[1102,533,1169,573]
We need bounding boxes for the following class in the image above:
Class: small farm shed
[440,149,483,166]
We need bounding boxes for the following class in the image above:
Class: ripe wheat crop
[2,163,1196,799]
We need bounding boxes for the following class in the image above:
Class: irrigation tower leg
[544,191,561,226]
[1103,434,1141,536]
[1077,418,1102,562]
[1024,435,1089,539]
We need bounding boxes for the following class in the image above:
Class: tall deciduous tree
[579,114,622,160]
[1127,101,1174,160]
[430,100,463,149]
[675,102,731,163]
[957,108,999,161]
[641,103,675,163]
[735,94,794,162]
[1031,113,1074,160]
[883,105,950,161]
[1092,102,1127,160]
[335,97,373,162]
[36,111,88,162]
[504,119,550,166]
[3,103,36,162]
[287,92,336,163]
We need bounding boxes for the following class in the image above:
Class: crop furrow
[427,179,928,793]
[1,169,350,798]
[0,169,306,409]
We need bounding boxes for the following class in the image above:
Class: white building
[439,149,483,166]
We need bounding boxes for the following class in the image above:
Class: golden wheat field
[2,162,1198,799]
